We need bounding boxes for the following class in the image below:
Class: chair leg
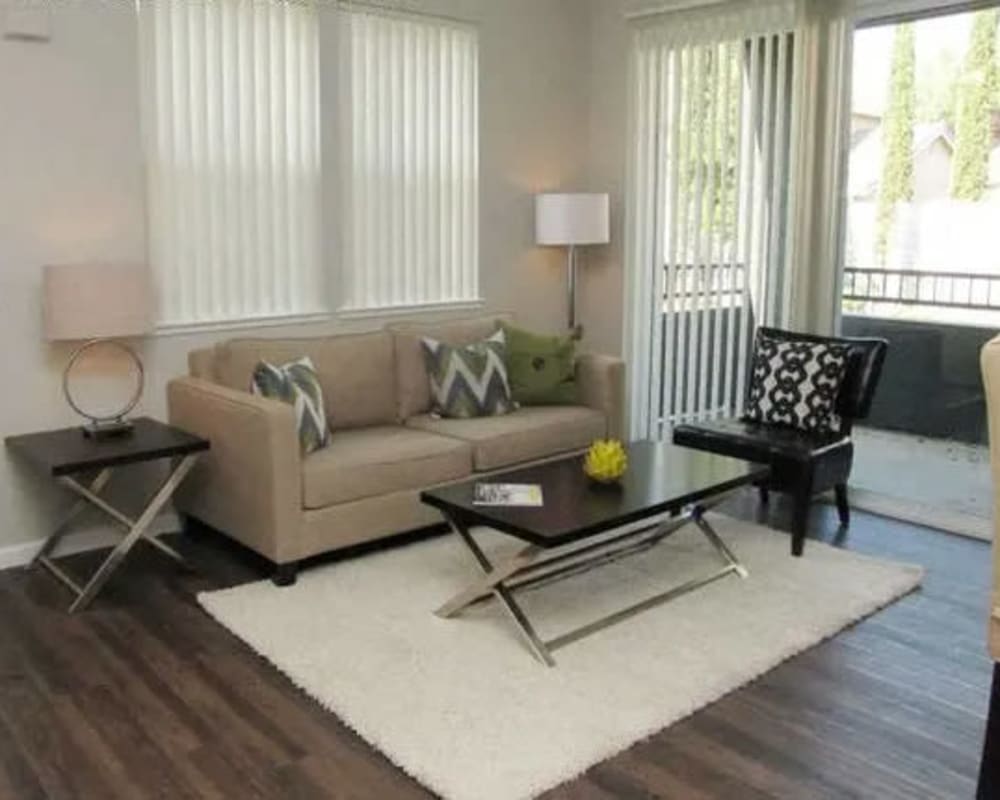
[834,483,850,528]
[791,488,811,557]
[181,514,205,537]
[272,562,298,587]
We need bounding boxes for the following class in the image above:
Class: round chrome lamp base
[63,338,144,440]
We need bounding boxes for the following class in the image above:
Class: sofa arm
[576,354,626,441]
[167,377,301,564]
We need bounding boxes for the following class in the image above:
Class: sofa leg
[791,489,811,557]
[834,483,850,528]
[272,563,298,587]
[758,486,770,505]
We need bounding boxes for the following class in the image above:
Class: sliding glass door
[838,6,1000,538]
[627,6,797,440]
[624,0,854,442]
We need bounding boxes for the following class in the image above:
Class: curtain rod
[325,0,477,28]
[857,0,1000,29]
[623,0,731,21]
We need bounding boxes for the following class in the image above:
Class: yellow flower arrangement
[583,439,628,484]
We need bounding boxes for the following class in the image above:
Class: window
[624,0,852,439]
[138,0,322,328]
[337,8,480,312]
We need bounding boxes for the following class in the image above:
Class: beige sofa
[167,315,624,584]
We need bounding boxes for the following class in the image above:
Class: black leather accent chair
[672,327,888,556]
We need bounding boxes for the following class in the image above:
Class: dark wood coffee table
[420,441,769,666]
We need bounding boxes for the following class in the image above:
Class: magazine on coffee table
[473,483,544,507]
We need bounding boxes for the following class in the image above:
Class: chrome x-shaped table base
[34,454,200,612]
[435,503,748,667]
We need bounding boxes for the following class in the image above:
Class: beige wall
[578,0,631,359]
[0,0,591,554]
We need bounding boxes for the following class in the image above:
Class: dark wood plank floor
[0,492,991,799]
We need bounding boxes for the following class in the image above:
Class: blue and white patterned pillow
[251,356,331,454]
[744,332,849,434]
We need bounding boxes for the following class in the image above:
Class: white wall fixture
[535,192,610,337]
[3,7,52,42]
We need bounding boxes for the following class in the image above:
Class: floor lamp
[535,193,610,340]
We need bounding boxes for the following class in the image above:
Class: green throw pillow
[421,329,514,419]
[501,323,578,405]
[251,356,331,455]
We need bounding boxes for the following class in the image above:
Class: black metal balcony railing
[663,263,747,304]
[843,268,1000,311]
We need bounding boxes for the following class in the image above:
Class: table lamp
[535,192,610,339]
[43,263,155,439]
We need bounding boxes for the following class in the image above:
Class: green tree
[676,44,742,250]
[916,48,961,125]
[950,9,999,200]
[876,24,915,265]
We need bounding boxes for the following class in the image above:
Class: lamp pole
[567,244,582,339]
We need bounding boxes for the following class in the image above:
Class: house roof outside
[848,120,958,199]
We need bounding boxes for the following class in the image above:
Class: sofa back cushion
[389,314,512,420]
[212,331,396,429]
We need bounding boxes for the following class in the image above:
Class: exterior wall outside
[913,139,953,203]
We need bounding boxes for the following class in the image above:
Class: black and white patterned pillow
[744,331,849,433]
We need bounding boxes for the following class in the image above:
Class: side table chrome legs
[34,454,200,612]
[436,505,749,667]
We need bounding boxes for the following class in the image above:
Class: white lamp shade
[535,193,610,246]
[43,263,154,341]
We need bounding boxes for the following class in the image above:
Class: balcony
[840,266,995,538]
[656,262,994,538]
[841,266,997,443]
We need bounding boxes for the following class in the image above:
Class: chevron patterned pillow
[251,356,331,454]
[421,329,515,419]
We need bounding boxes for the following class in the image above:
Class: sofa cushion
[406,406,606,471]
[388,314,513,421]
[745,330,850,434]
[251,357,331,455]
[422,329,515,418]
[302,425,473,509]
[501,322,578,405]
[673,418,848,463]
[213,331,396,430]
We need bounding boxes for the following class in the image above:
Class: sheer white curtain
[623,0,855,441]
[138,0,323,328]
[786,1,855,333]
[336,5,480,313]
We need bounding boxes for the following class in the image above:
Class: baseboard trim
[0,513,182,571]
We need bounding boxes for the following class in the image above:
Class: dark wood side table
[5,417,209,612]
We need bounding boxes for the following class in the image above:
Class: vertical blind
[624,1,804,440]
[338,7,480,312]
[138,0,322,327]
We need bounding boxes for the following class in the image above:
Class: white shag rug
[199,514,923,800]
